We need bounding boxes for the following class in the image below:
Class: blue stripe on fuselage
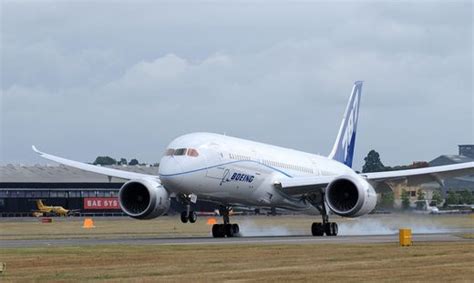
[159,160,293,178]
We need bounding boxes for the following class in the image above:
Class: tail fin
[328,81,363,168]
[36,200,44,209]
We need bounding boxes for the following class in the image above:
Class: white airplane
[32,81,474,238]
[413,200,441,214]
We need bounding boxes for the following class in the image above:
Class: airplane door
[205,144,226,180]
[311,158,321,175]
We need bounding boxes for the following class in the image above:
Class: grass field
[1,214,473,282]
[1,242,474,282]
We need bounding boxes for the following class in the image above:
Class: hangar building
[0,165,215,217]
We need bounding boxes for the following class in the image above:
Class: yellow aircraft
[32,200,78,217]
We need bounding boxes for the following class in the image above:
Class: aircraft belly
[176,161,317,214]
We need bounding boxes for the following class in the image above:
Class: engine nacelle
[325,175,377,217]
[119,179,171,220]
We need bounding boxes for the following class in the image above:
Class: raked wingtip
[32,145,41,154]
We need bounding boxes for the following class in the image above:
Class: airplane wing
[361,162,474,186]
[276,162,474,196]
[275,175,336,195]
[32,146,159,181]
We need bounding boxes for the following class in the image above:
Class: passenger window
[174,148,187,156]
[187,148,199,157]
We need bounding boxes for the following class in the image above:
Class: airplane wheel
[225,224,234,237]
[180,211,188,223]
[188,211,197,223]
[325,222,338,236]
[311,222,324,236]
[331,223,338,236]
[212,224,225,238]
[324,223,331,236]
[232,224,240,235]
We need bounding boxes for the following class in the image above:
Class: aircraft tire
[311,222,324,236]
[324,222,338,236]
[180,211,188,223]
[232,224,239,235]
[331,223,338,236]
[212,224,225,238]
[225,224,234,237]
[188,211,197,223]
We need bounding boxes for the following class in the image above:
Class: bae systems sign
[84,197,120,210]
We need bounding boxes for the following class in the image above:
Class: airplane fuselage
[159,132,369,214]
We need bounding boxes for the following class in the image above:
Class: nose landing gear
[211,206,240,238]
[180,210,197,223]
[178,194,198,224]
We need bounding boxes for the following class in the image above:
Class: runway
[1,232,470,248]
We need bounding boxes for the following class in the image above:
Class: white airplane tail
[328,81,363,168]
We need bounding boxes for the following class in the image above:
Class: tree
[431,190,443,207]
[128,159,139,166]
[362,150,386,173]
[93,156,117,166]
[378,191,395,210]
[118,158,128,165]
[401,189,410,210]
[416,189,426,209]
[458,191,473,204]
[445,191,461,206]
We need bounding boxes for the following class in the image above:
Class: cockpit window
[187,148,199,157]
[166,148,199,157]
[174,148,187,156]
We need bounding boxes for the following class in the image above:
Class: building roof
[429,155,474,167]
[0,164,158,183]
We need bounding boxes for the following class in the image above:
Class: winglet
[32,145,43,155]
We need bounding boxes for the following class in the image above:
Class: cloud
[1,1,472,167]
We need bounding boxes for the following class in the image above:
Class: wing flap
[32,146,158,181]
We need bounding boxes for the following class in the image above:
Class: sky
[1,1,473,170]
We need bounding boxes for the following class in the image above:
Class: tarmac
[1,232,470,248]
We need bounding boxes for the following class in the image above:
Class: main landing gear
[212,206,240,238]
[311,215,338,236]
[311,193,338,236]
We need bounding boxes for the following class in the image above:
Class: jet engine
[324,175,377,217]
[118,179,171,219]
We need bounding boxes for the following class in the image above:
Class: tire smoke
[338,216,452,236]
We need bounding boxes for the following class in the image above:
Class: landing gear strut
[212,206,240,238]
[311,193,338,236]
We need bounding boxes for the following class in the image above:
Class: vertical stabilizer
[328,81,363,168]
[36,200,45,209]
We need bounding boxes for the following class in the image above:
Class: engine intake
[325,175,376,217]
[119,179,170,219]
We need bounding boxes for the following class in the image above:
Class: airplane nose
[158,157,184,188]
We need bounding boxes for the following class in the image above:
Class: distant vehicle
[414,200,440,214]
[32,200,79,217]
[414,200,459,214]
